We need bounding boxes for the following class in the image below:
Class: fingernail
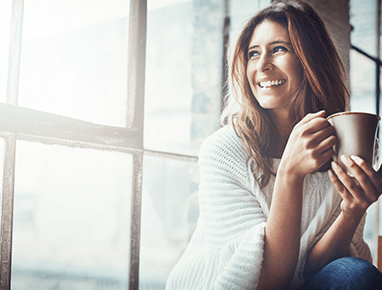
[340,155,349,163]
[328,169,334,177]
[351,155,361,164]
[331,161,338,169]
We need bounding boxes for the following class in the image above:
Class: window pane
[144,1,222,155]
[0,1,12,103]
[11,141,133,289]
[18,0,130,127]
[140,155,199,290]
[230,0,271,34]
[349,50,376,113]
[350,0,377,56]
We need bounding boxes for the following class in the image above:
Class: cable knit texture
[165,125,371,290]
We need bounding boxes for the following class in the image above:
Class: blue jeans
[301,257,382,290]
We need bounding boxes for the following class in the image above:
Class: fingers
[349,156,382,200]
[299,114,334,138]
[298,110,326,126]
[328,168,353,201]
[313,126,336,153]
[332,156,381,204]
[298,118,336,155]
[331,160,364,199]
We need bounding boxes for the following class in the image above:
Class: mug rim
[327,111,381,121]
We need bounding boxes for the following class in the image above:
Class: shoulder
[199,125,249,155]
[199,125,250,163]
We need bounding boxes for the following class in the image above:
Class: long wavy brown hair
[223,0,348,188]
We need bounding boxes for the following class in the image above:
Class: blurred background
[0,0,381,289]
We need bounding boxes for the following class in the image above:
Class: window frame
[0,0,149,288]
[0,0,204,288]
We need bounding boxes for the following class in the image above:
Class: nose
[257,53,273,72]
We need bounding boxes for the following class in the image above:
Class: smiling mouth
[258,79,286,88]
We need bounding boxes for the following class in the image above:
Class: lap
[301,257,382,290]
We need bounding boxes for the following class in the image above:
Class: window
[3,1,373,289]
[0,0,140,289]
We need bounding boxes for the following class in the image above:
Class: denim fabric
[301,257,382,290]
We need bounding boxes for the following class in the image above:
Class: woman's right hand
[280,110,336,179]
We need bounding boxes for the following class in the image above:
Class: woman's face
[246,20,303,118]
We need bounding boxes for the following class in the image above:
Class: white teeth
[259,79,286,88]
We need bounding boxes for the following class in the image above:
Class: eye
[248,50,260,59]
[272,45,288,53]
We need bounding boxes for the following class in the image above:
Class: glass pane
[140,155,199,290]
[144,0,222,155]
[350,0,377,57]
[11,141,133,289]
[230,0,271,34]
[18,0,130,127]
[349,50,376,113]
[0,1,12,103]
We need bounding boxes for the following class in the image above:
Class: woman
[166,1,382,289]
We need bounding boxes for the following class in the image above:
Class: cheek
[287,63,303,87]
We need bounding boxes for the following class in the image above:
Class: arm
[304,155,382,276]
[303,209,362,276]
[196,127,270,290]
[258,111,337,290]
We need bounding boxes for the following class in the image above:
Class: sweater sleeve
[197,126,267,290]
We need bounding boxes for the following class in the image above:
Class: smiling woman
[165,1,382,290]
[246,21,303,121]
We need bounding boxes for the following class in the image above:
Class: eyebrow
[248,40,291,50]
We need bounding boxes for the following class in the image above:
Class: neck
[269,110,292,138]
[267,110,293,158]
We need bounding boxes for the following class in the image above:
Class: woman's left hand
[329,155,382,219]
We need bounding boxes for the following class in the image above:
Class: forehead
[249,20,290,46]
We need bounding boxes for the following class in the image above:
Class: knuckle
[308,150,317,161]
[359,200,369,210]
[369,195,378,203]
[358,175,368,185]
[346,202,357,211]
[366,191,379,204]
[348,182,359,192]
[305,140,314,149]
[337,185,347,195]
[293,126,303,136]
[312,159,320,169]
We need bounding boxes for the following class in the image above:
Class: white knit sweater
[165,125,371,290]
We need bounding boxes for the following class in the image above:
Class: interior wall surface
[304,0,351,85]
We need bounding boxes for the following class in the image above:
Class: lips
[258,79,286,88]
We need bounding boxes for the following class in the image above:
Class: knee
[303,257,382,290]
[336,257,377,276]
[324,257,382,288]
